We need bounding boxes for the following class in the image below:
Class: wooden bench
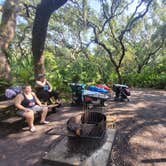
[0,99,59,124]
[0,99,14,109]
[0,99,23,124]
[0,99,60,110]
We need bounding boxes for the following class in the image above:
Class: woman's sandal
[40,120,50,124]
[30,126,36,132]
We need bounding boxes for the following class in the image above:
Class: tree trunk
[137,64,142,74]
[0,0,17,80]
[32,0,68,79]
[116,67,122,84]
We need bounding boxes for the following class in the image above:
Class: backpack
[5,86,22,99]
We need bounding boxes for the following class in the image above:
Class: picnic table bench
[0,99,59,123]
[0,100,14,109]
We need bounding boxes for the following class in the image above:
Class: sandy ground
[108,89,166,166]
[0,89,165,166]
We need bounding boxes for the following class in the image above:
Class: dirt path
[0,89,165,166]
[107,89,166,166]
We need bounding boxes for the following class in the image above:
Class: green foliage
[1,0,165,94]
[8,49,34,85]
[0,77,12,94]
[44,53,103,89]
[122,64,166,89]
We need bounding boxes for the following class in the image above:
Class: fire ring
[67,111,106,139]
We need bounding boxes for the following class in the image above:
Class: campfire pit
[67,111,106,139]
[43,111,116,166]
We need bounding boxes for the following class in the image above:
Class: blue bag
[87,85,108,93]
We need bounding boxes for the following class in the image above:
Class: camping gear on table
[112,84,130,101]
[69,83,86,105]
[82,90,109,108]
[87,85,109,93]
[69,83,109,108]
[96,84,110,91]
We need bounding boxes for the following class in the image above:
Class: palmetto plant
[8,51,34,84]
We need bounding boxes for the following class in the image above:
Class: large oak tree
[32,0,68,79]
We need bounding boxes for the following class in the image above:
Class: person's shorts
[16,105,44,117]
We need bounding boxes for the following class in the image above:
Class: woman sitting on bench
[35,74,61,106]
[14,85,49,132]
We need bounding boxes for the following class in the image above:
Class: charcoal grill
[46,111,106,139]
[67,111,106,139]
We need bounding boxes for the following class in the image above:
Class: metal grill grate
[67,111,106,139]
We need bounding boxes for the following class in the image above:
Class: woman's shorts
[16,105,44,117]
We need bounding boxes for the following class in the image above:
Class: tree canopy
[0,0,165,90]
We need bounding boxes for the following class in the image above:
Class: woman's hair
[37,74,45,79]
[22,85,31,90]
